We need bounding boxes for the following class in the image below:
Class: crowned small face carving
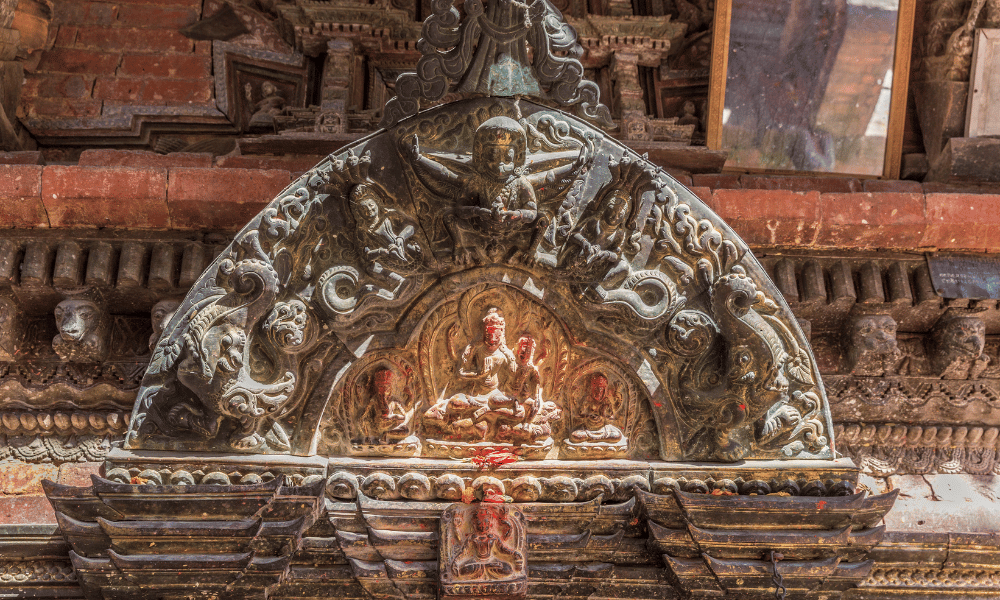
[846,314,900,377]
[932,316,990,379]
[53,299,108,363]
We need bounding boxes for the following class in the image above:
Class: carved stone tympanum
[79,4,893,599]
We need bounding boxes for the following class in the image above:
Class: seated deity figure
[501,335,561,445]
[423,308,517,441]
[452,505,523,580]
[559,190,635,283]
[358,368,412,444]
[568,373,624,444]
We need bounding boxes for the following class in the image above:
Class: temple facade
[0,0,998,598]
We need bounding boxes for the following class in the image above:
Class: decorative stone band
[0,434,112,463]
[861,567,1000,590]
[0,411,129,436]
[0,560,76,584]
[836,422,1000,475]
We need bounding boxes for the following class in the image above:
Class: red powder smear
[816,500,827,510]
[482,489,509,503]
[469,446,520,471]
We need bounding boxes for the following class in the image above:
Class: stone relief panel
[440,503,527,598]
[125,96,831,463]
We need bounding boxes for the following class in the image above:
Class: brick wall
[1,149,999,252]
[22,0,212,120]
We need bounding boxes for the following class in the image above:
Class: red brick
[93,76,143,102]
[53,25,79,47]
[52,0,119,26]
[688,186,713,207]
[116,4,199,29]
[0,165,48,228]
[75,26,193,52]
[713,189,821,246]
[141,78,212,103]
[168,168,291,230]
[215,154,326,176]
[741,174,862,194]
[21,73,94,99]
[25,98,102,119]
[80,149,212,168]
[42,166,169,228]
[116,0,201,6]
[57,462,102,487]
[0,463,58,495]
[0,152,43,165]
[35,48,120,74]
[119,54,210,79]
[922,193,1000,250]
[663,169,692,187]
[0,495,56,524]
[692,173,741,190]
[863,179,923,193]
[816,192,926,249]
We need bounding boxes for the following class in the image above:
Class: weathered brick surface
[741,174,862,193]
[215,155,326,176]
[713,189,821,246]
[57,462,102,487]
[116,3,199,29]
[167,168,292,230]
[817,192,926,248]
[79,149,213,168]
[141,78,212,103]
[0,495,57,525]
[688,186,713,207]
[35,47,120,74]
[0,152,43,165]
[0,165,48,228]
[42,166,169,228]
[93,76,143,102]
[922,193,1000,250]
[0,463,59,495]
[25,97,103,118]
[52,1,119,26]
[863,179,923,193]
[119,54,211,79]
[22,73,95,99]
[75,26,193,52]
[692,173,741,190]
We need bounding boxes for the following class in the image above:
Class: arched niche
[126,96,833,468]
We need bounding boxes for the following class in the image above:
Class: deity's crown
[483,307,506,333]
[474,117,526,157]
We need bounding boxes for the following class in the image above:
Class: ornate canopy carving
[125,90,834,465]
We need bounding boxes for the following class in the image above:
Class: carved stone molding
[835,421,1000,476]
[0,434,114,463]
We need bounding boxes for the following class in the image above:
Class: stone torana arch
[125,95,832,464]
[44,2,896,599]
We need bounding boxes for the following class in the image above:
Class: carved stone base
[350,435,421,457]
[423,438,553,461]
[562,438,629,459]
